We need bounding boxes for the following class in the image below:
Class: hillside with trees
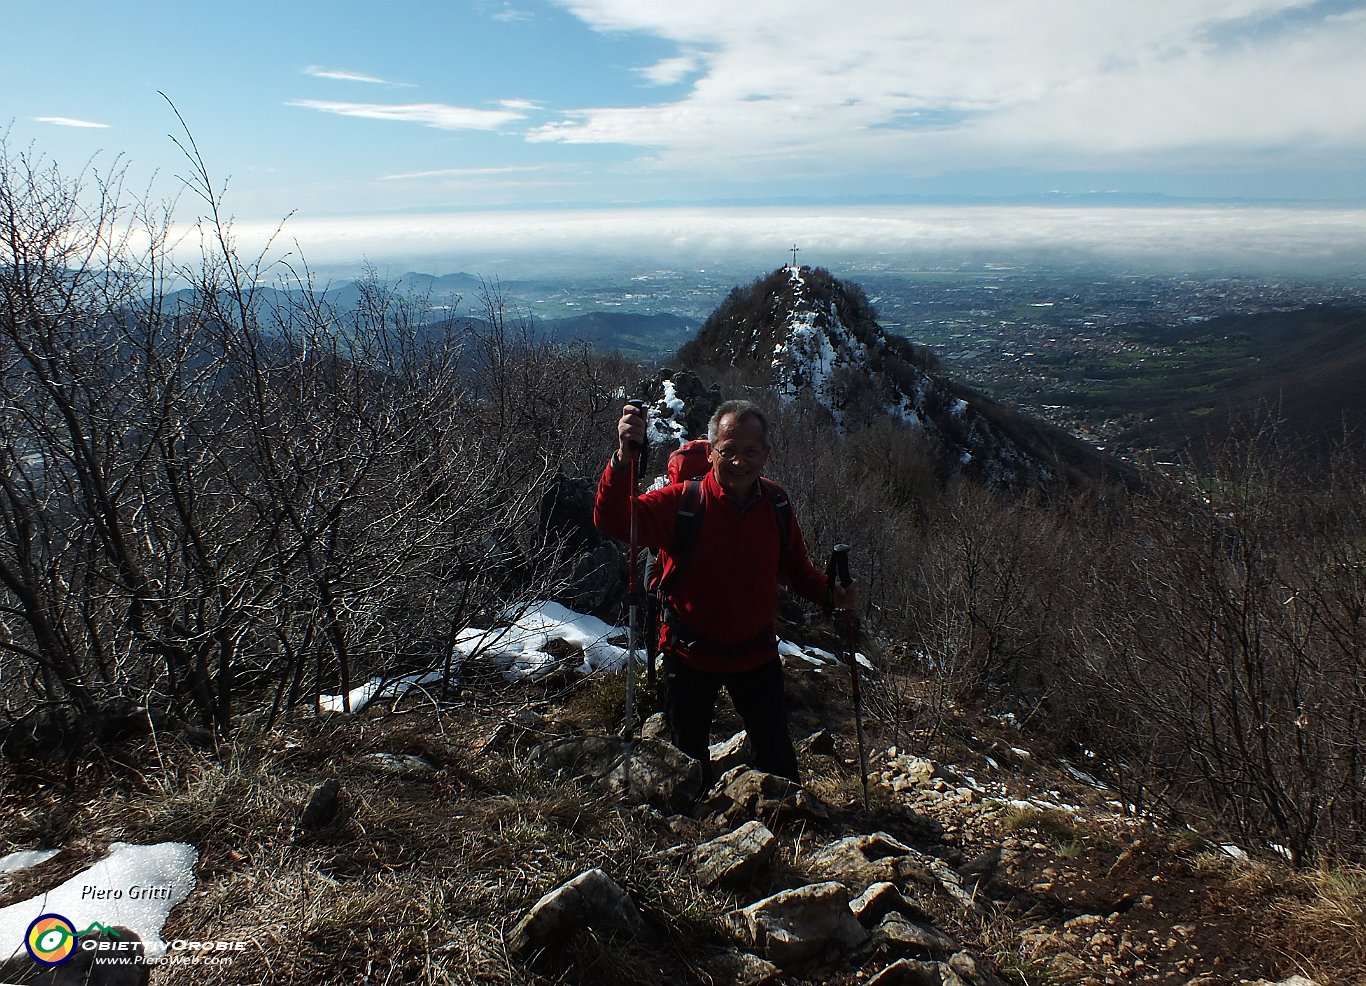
[1,143,1362,985]
[1105,306,1366,461]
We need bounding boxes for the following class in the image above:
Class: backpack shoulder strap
[760,478,792,559]
[666,478,706,571]
[646,478,704,595]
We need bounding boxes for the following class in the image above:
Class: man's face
[710,413,771,500]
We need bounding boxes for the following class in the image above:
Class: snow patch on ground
[322,603,874,714]
[0,848,61,875]
[318,670,445,714]
[779,639,872,670]
[0,843,198,959]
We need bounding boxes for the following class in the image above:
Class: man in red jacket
[594,398,855,784]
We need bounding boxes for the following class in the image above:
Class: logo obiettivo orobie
[24,913,82,966]
[23,915,122,967]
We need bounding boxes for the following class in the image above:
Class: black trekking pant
[662,652,800,786]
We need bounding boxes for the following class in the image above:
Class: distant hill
[539,311,698,358]
[678,265,1141,491]
[165,274,698,360]
[1088,306,1366,459]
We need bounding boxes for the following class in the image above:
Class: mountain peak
[684,265,883,367]
[679,266,1140,491]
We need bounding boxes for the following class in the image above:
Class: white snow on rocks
[321,603,873,714]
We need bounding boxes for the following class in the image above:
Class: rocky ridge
[0,660,1344,985]
[678,264,1140,490]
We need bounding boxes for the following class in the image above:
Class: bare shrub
[0,135,629,745]
[1069,425,1366,866]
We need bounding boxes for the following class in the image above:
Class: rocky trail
[0,652,1351,986]
[484,653,1340,986]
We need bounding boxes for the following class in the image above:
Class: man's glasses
[712,445,767,463]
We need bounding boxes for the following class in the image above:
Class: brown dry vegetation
[2,138,1365,985]
[2,668,1364,984]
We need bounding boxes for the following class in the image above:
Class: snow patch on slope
[0,843,198,959]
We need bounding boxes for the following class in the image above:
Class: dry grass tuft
[1001,806,1082,847]
[1286,863,1366,978]
[1183,850,1366,981]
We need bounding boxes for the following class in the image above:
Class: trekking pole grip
[833,543,852,588]
[625,397,650,475]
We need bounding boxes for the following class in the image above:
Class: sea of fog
[216,204,1366,281]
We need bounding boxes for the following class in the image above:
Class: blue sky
[5,0,1366,272]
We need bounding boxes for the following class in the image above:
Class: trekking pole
[826,544,869,811]
[623,399,650,745]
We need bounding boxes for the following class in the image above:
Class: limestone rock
[358,752,439,777]
[709,730,752,775]
[693,819,778,887]
[510,707,548,731]
[916,852,978,910]
[480,708,551,756]
[867,958,951,986]
[508,868,646,956]
[567,540,627,614]
[696,949,782,985]
[538,475,604,557]
[851,882,933,927]
[947,951,1012,986]
[874,912,958,960]
[806,832,923,891]
[478,722,517,755]
[797,728,837,756]
[529,735,702,813]
[877,754,936,792]
[640,712,670,741]
[702,767,830,829]
[723,881,870,968]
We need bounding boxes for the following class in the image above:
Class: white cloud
[222,204,1366,274]
[637,55,699,86]
[34,116,110,129]
[304,66,415,87]
[490,2,533,23]
[531,0,1366,178]
[287,99,527,131]
[381,164,557,180]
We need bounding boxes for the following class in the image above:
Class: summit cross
[790,244,800,267]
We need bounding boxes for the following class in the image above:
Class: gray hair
[708,399,771,447]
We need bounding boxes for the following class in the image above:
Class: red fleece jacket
[594,459,830,672]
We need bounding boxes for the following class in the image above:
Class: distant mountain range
[166,268,1365,470]
[168,272,699,359]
